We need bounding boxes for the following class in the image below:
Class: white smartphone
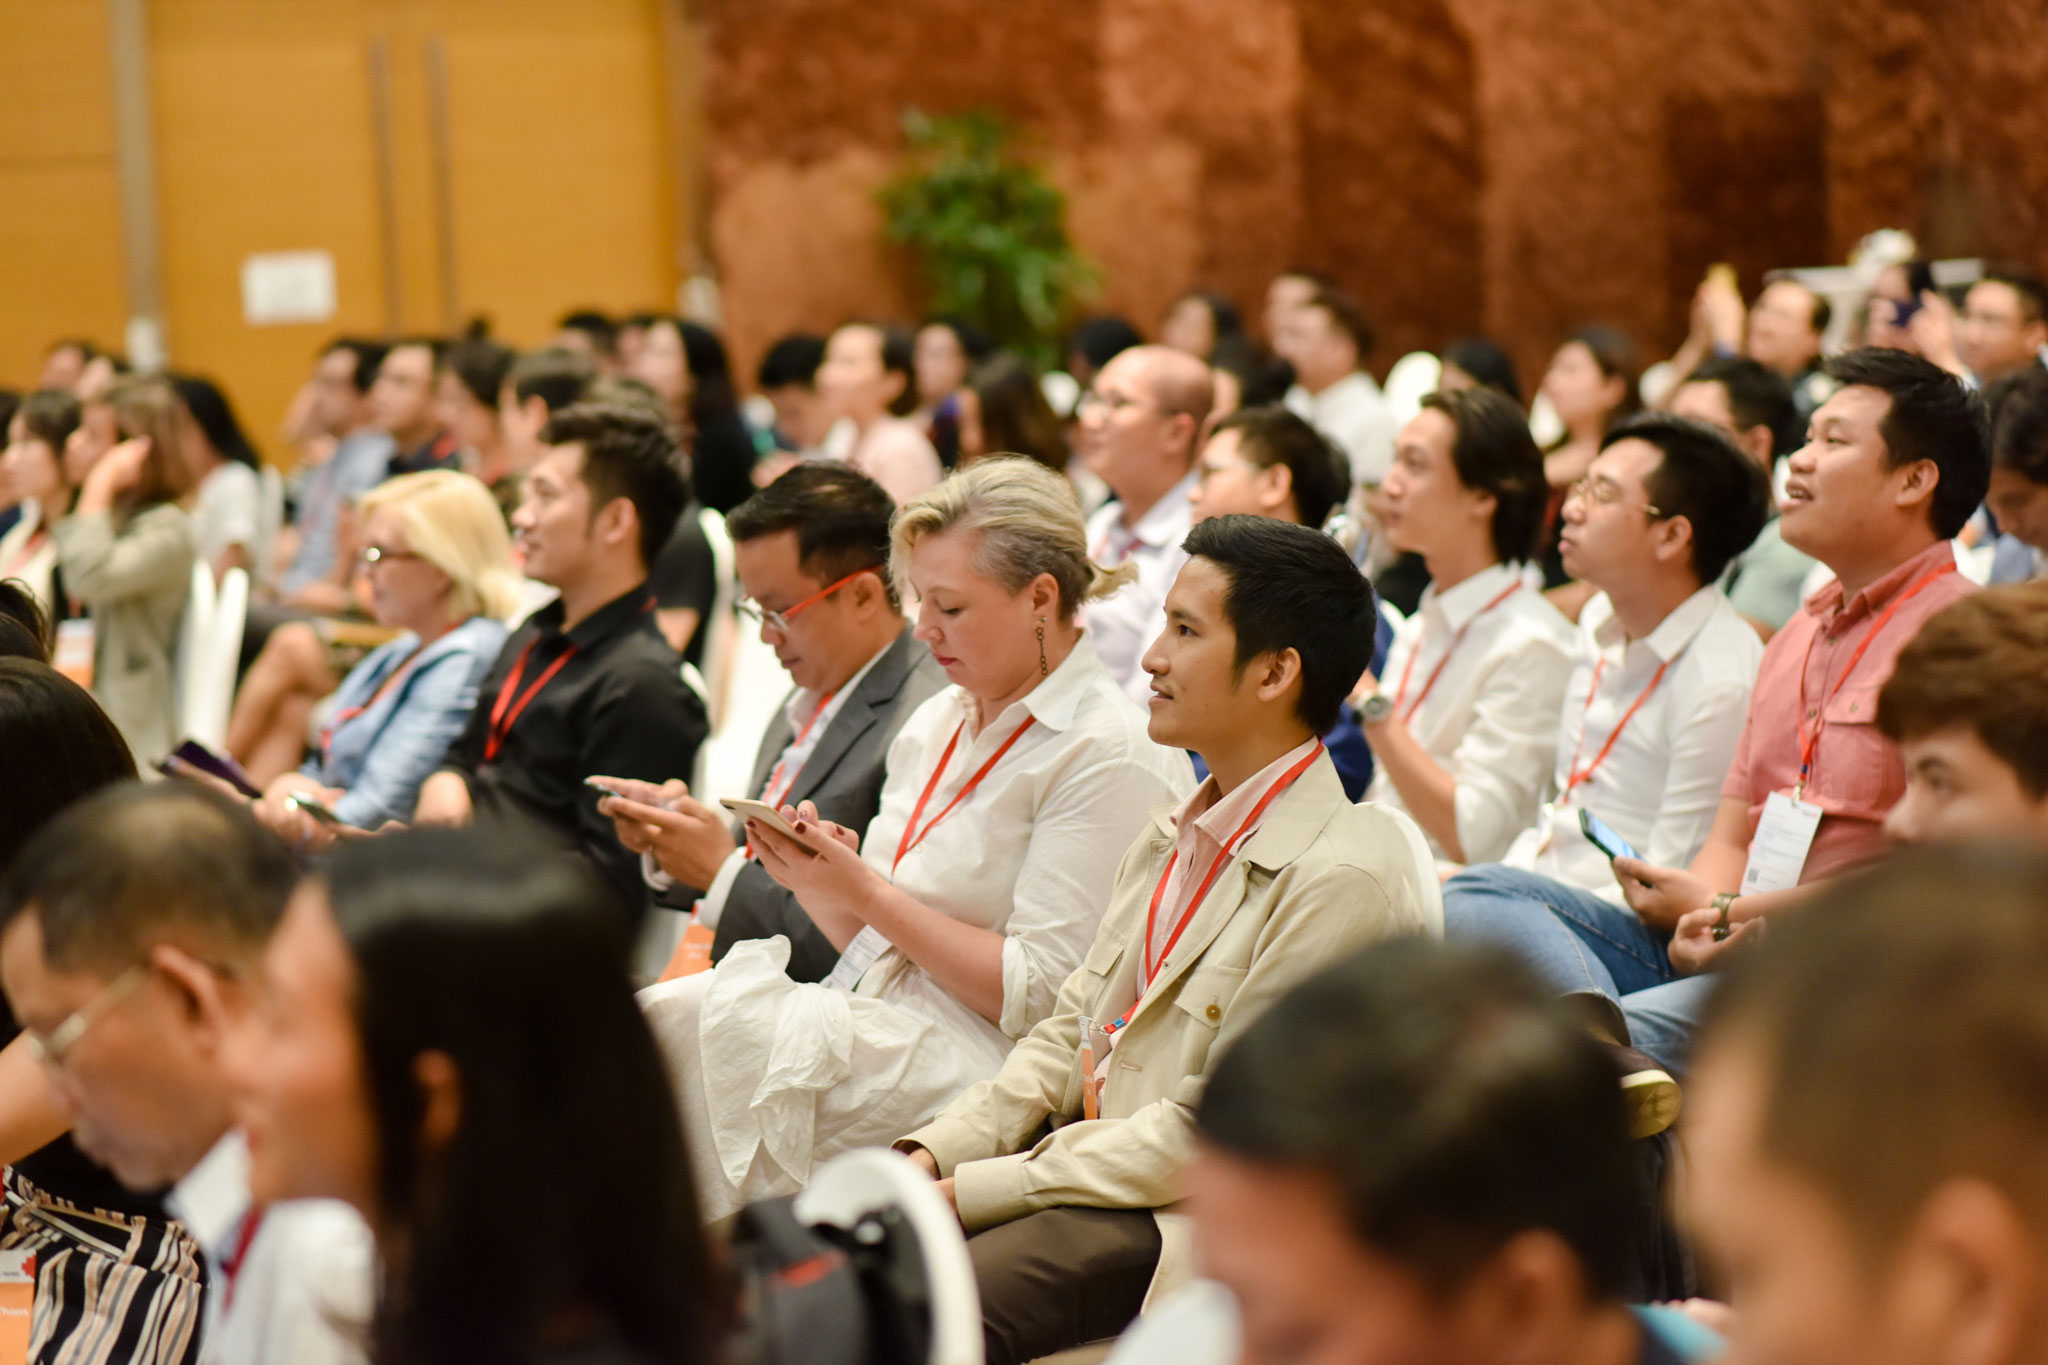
[718,797,806,841]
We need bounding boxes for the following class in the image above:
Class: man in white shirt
[898,516,1433,1365]
[597,464,946,981]
[1440,414,1771,1004]
[0,785,371,1365]
[1277,287,1396,487]
[1077,345,1215,704]
[1355,387,1578,863]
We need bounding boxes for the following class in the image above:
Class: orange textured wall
[699,0,2048,388]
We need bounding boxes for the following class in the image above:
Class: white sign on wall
[240,250,337,326]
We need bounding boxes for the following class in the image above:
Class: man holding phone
[1441,413,1768,1062]
[894,517,1435,1365]
[595,465,946,981]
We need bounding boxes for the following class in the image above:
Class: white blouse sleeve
[1448,632,1576,862]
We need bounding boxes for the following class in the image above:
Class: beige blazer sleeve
[53,505,194,605]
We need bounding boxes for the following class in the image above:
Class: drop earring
[1037,617,1048,676]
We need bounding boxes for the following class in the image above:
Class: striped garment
[0,1169,205,1365]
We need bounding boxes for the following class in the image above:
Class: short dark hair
[1206,405,1353,531]
[0,783,295,975]
[442,336,516,409]
[13,388,81,454]
[326,337,391,395]
[0,582,50,662]
[1986,367,2048,486]
[556,309,618,358]
[756,334,826,391]
[1602,411,1771,584]
[1421,387,1549,563]
[1700,846,2048,1254]
[1198,938,1637,1300]
[0,659,134,871]
[507,346,597,415]
[538,403,688,569]
[1303,287,1376,361]
[1978,267,2048,326]
[1822,348,1991,539]
[1441,337,1522,404]
[1683,355,1796,445]
[1762,274,1833,335]
[725,463,900,610]
[321,828,726,1365]
[1180,516,1376,733]
[1065,315,1144,373]
[1877,581,2048,799]
[385,336,449,372]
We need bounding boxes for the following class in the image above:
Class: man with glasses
[1076,344,1216,704]
[0,782,372,1364]
[1439,414,1769,1125]
[597,465,946,982]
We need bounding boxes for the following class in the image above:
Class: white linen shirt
[1285,371,1396,486]
[167,1133,373,1365]
[856,631,1195,1061]
[1084,472,1196,706]
[1365,562,1577,863]
[1500,587,1762,903]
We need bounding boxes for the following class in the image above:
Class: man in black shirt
[418,403,707,919]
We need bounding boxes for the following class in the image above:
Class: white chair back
[696,506,738,731]
[796,1150,985,1365]
[1382,351,1443,427]
[174,557,217,742]
[188,568,249,750]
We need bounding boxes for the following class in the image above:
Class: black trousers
[968,1207,1162,1365]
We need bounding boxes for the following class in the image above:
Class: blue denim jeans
[1442,864,1679,998]
[1621,975,1715,1077]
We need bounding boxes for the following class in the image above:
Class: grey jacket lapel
[774,627,921,811]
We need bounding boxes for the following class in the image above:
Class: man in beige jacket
[898,515,1440,1365]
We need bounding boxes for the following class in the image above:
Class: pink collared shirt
[1721,539,1975,880]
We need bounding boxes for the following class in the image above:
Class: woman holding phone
[633,457,1192,1222]
[248,470,519,846]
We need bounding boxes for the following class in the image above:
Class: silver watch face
[1358,692,1394,724]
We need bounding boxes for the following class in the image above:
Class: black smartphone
[161,738,264,799]
[1579,808,1641,863]
[284,793,350,828]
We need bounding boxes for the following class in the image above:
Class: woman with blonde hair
[250,470,520,844]
[633,456,1193,1221]
[51,374,198,763]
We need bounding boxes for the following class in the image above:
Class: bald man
[1076,345,1216,702]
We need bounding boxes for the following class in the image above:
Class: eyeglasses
[1076,389,1152,418]
[1565,476,1663,518]
[1195,457,1260,486]
[737,565,883,634]
[362,546,424,567]
[23,964,147,1071]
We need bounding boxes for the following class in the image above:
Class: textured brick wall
[698,0,2048,387]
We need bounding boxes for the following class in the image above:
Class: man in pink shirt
[1608,348,1988,1071]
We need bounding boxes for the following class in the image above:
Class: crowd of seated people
[0,244,2044,1365]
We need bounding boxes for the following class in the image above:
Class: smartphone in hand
[285,792,351,828]
[1579,808,1642,863]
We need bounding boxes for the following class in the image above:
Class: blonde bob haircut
[889,456,1135,622]
[357,470,524,623]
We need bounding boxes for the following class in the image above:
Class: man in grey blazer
[599,465,946,981]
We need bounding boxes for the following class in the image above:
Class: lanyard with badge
[822,712,1039,991]
[1739,563,1955,894]
[483,638,577,763]
[1392,581,1522,721]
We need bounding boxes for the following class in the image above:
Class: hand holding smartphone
[285,792,352,828]
[718,797,807,842]
[1578,808,1641,863]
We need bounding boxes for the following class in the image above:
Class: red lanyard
[321,642,429,761]
[761,689,838,811]
[1556,655,1671,806]
[1392,580,1522,720]
[1133,741,1325,1002]
[219,1207,266,1310]
[892,714,1038,874]
[483,638,578,762]
[1,528,48,581]
[1794,563,1954,791]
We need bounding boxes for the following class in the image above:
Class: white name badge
[1739,791,1823,894]
[823,925,892,992]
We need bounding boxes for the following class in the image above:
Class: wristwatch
[1710,891,1739,941]
[1356,691,1395,726]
